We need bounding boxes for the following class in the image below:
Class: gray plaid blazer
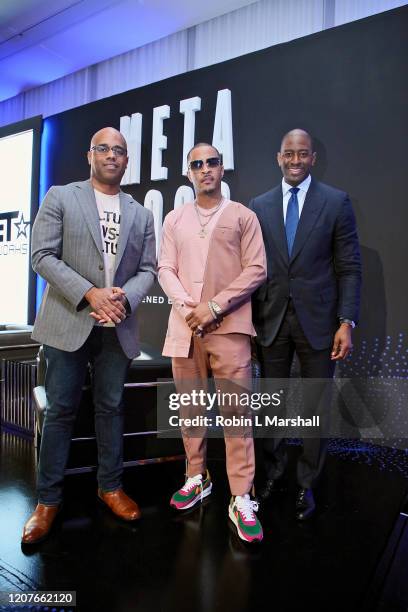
[31,179,156,358]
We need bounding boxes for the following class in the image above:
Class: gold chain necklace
[194,197,224,238]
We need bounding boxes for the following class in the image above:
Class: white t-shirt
[94,189,121,288]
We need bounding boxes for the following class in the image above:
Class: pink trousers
[172,333,255,496]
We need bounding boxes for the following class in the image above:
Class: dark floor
[1,433,407,612]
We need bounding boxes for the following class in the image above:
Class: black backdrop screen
[39,6,407,377]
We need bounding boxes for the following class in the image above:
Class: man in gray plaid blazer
[22,127,156,544]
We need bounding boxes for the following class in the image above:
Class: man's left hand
[202,320,222,335]
[90,287,128,324]
[331,324,353,360]
[186,302,216,332]
[110,289,128,308]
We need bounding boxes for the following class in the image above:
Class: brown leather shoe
[21,504,60,544]
[98,488,141,521]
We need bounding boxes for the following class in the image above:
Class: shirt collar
[282,174,311,196]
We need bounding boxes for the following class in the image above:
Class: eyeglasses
[188,157,222,171]
[90,144,127,157]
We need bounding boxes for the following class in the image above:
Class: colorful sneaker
[170,471,212,510]
[229,494,263,543]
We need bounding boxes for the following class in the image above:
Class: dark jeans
[257,300,336,489]
[37,327,131,505]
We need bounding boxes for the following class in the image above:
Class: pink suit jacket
[158,200,267,357]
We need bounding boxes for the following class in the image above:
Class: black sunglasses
[189,157,222,171]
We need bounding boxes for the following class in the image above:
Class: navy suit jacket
[249,178,362,350]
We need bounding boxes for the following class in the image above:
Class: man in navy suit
[249,129,361,519]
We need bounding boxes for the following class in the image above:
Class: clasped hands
[185,302,222,337]
[85,286,127,325]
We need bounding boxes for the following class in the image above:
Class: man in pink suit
[158,143,266,543]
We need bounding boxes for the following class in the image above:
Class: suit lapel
[290,179,326,263]
[75,180,103,254]
[264,186,289,266]
[115,191,136,272]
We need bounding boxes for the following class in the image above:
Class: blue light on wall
[36,117,55,312]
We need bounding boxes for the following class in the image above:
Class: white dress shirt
[282,174,311,223]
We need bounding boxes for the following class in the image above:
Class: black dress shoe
[255,479,286,503]
[255,480,274,503]
[295,488,316,521]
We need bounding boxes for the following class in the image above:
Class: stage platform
[0,434,407,612]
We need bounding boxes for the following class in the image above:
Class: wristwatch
[340,318,355,329]
[208,300,222,320]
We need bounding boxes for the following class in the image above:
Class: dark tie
[285,187,299,256]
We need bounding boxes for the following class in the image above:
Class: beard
[200,185,218,196]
